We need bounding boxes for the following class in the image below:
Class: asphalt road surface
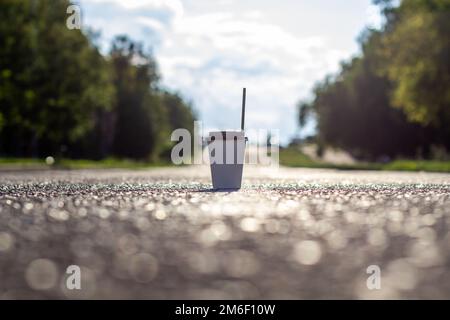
[0,166,449,299]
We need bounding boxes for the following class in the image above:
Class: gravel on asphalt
[0,167,449,299]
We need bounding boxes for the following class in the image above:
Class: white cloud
[87,0,183,16]
[137,17,165,32]
[366,3,384,29]
[80,0,375,143]
[157,11,346,140]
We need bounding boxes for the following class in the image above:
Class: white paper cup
[207,131,246,189]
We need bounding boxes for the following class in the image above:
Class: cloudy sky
[78,0,382,144]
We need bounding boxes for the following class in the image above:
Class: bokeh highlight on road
[1,166,449,299]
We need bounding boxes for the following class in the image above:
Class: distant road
[0,167,449,299]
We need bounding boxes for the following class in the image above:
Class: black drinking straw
[241,88,246,131]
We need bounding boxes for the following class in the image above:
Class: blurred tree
[299,30,428,160]
[109,36,196,161]
[0,0,114,157]
[162,91,195,133]
[155,90,196,160]
[377,0,450,149]
[110,35,165,160]
[0,1,196,161]
[298,0,448,160]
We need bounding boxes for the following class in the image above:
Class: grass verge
[279,147,450,173]
[0,157,172,170]
[2,151,450,173]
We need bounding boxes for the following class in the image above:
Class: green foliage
[377,0,450,145]
[299,0,449,160]
[383,159,450,172]
[279,147,450,172]
[109,36,162,160]
[0,157,171,169]
[108,36,196,161]
[279,147,329,169]
[163,91,196,133]
[0,0,196,161]
[301,36,426,160]
[0,0,114,156]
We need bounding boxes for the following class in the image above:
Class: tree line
[298,0,449,161]
[0,0,195,161]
